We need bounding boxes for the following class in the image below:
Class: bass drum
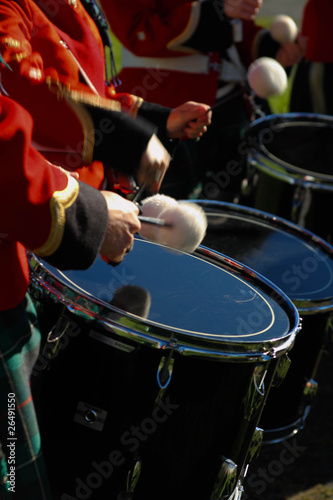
[241,113,333,243]
[186,200,333,444]
[29,237,298,500]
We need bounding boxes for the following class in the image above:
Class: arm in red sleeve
[0,0,95,165]
[0,96,108,269]
[0,0,174,178]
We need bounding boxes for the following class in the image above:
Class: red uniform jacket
[301,0,333,63]
[0,0,147,189]
[0,95,108,311]
[100,0,221,107]
[101,0,263,108]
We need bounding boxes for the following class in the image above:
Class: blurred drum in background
[29,237,299,499]
[241,113,333,243]
[186,200,333,443]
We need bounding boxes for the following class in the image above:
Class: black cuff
[138,101,170,134]
[138,101,178,154]
[86,104,156,175]
[45,182,108,270]
[183,1,233,53]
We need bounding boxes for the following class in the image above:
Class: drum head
[246,113,333,183]
[29,237,298,359]
[191,201,333,311]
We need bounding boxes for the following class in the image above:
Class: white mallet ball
[139,194,178,242]
[140,194,178,217]
[270,15,298,44]
[139,195,207,253]
[247,57,288,99]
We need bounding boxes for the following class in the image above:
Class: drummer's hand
[166,101,212,140]
[100,191,141,264]
[137,134,171,193]
[224,0,262,20]
[276,34,307,67]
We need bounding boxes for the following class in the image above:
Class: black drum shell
[33,312,277,499]
[29,240,298,499]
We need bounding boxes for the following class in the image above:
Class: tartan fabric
[0,295,52,500]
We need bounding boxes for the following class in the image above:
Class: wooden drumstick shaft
[138,215,172,227]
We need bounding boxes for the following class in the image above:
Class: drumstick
[207,87,244,113]
[138,215,172,227]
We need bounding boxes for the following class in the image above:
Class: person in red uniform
[101,0,306,199]
[290,0,333,115]
[0,77,152,497]
[0,0,211,194]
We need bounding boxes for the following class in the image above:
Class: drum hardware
[246,427,264,464]
[302,378,318,404]
[38,306,71,364]
[46,308,70,343]
[84,409,98,424]
[73,401,108,432]
[291,182,313,228]
[242,365,266,421]
[294,378,319,433]
[117,458,142,500]
[155,352,174,406]
[210,457,238,500]
[240,162,258,198]
[271,353,292,387]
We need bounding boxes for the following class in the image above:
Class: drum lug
[302,378,318,404]
[155,353,174,405]
[241,160,258,197]
[117,458,142,499]
[271,353,291,387]
[156,354,174,389]
[46,312,70,343]
[41,309,70,363]
[210,456,238,500]
[126,458,141,493]
[291,184,312,227]
[242,364,267,420]
[246,427,263,464]
[296,378,318,430]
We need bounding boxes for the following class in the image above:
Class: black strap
[80,0,121,87]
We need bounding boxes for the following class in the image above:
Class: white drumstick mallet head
[270,15,298,44]
[247,57,288,99]
[139,194,207,253]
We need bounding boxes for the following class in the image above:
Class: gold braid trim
[33,174,79,257]
[167,3,202,53]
